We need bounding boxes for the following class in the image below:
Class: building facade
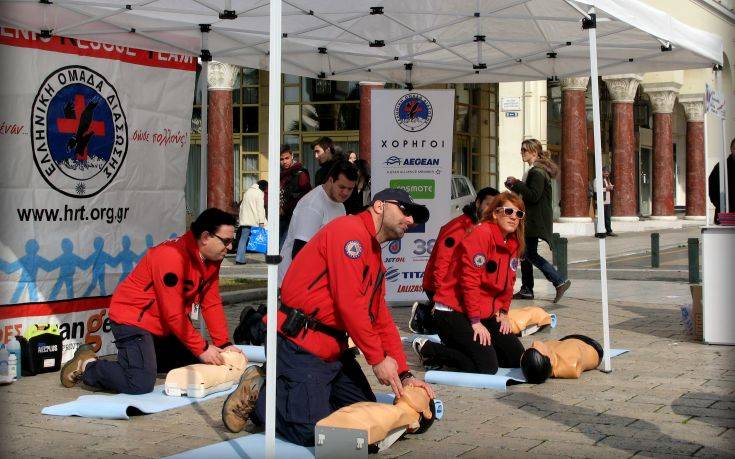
[187,0,733,229]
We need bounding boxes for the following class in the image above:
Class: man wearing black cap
[221,189,435,446]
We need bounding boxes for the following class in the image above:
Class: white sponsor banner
[371,90,454,303]
[0,28,195,354]
[705,83,725,119]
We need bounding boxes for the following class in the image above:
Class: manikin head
[394,386,436,434]
[323,160,358,203]
[520,342,553,384]
[190,208,237,262]
[369,188,430,243]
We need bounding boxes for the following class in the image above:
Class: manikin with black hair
[521,335,603,384]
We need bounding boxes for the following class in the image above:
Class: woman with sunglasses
[413,192,526,374]
[505,139,570,302]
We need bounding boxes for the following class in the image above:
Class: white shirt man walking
[278,160,358,285]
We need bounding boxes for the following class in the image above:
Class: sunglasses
[384,200,413,217]
[212,233,235,247]
[496,207,525,219]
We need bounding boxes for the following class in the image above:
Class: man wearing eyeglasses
[221,188,436,446]
[60,208,242,394]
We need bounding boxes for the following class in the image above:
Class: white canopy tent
[1,1,723,456]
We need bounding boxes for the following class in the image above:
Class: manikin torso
[531,339,599,379]
[507,306,552,334]
[316,386,432,444]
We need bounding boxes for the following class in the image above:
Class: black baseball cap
[371,188,430,225]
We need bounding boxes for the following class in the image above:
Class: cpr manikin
[507,306,553,335]
[165,351,248,397]
[316,386,435,449]
[520,335,603,383]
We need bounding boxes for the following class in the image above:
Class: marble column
[602,74,643,221]
[679,95,706,220]
[642,83,680,220]
[559,77,591,222]
[207,61,238,214]
[359,82,384,167]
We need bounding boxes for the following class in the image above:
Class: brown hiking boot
[222,365,265,433]
[60,344,97,388]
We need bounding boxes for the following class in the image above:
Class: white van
[450,175,477,218]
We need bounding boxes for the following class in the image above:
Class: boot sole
[221,366,262,433]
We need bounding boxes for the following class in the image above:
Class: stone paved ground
[1,227,734,458]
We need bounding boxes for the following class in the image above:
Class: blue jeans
[235,226,251,264]
[520,236,564,292]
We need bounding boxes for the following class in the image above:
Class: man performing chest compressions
[221,189,435,446]
[521,335,604,383]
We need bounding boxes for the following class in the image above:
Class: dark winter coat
[509,156,559,243]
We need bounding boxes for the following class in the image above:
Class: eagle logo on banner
[394,93,433,132]
[31,65,128,198]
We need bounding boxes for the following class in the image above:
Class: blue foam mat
[166,433,315,459]
[424,349,630,390]
[43,361,263,419]
[42,382,238,419]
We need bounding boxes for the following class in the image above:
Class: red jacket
[279,161,311,217]
[422,213,477,296]
[432,222,520,322]
[277,211,408,373]
[109,231,231,356]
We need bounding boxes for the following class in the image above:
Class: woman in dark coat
[505,139,570,303]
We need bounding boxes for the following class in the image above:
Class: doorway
[639,146,652,217]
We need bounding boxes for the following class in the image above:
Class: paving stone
[527,441,637,459]
[504,427,605,445]
[598,435,704,456]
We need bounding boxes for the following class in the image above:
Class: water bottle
[6,334,21,379]
[0,346,10,384]
[7,354,17,382]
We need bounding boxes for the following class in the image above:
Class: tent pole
[265,0,282,457]
[587,9,612,372]
[715,68,728,213]
[200,60,208,219]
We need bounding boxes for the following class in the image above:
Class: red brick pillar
[559,77,591,221]
[359,82,384,167]
[207,61,238,214]
[680,95,706,220]
[602,74,642,221]
[642,83,680,220]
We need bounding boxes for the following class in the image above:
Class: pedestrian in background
[236,180,267,264]
[505,139,571,303]
[708,137,735,224]
[594,166,617,236]
[344,159,371,215]
[279,144,311,248]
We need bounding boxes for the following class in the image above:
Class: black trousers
[603,204,613,234]
[420,309,524,374]
[82,321,198,394]
[251,335,375,446]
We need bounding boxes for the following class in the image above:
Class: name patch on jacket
[344,240,363,259]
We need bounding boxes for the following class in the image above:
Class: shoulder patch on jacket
[344,240,363,259]
[472,253,486,267]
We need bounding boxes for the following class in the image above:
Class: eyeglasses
[384,200,412,217]
[496,207,525,219]
[212,233,234,247]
